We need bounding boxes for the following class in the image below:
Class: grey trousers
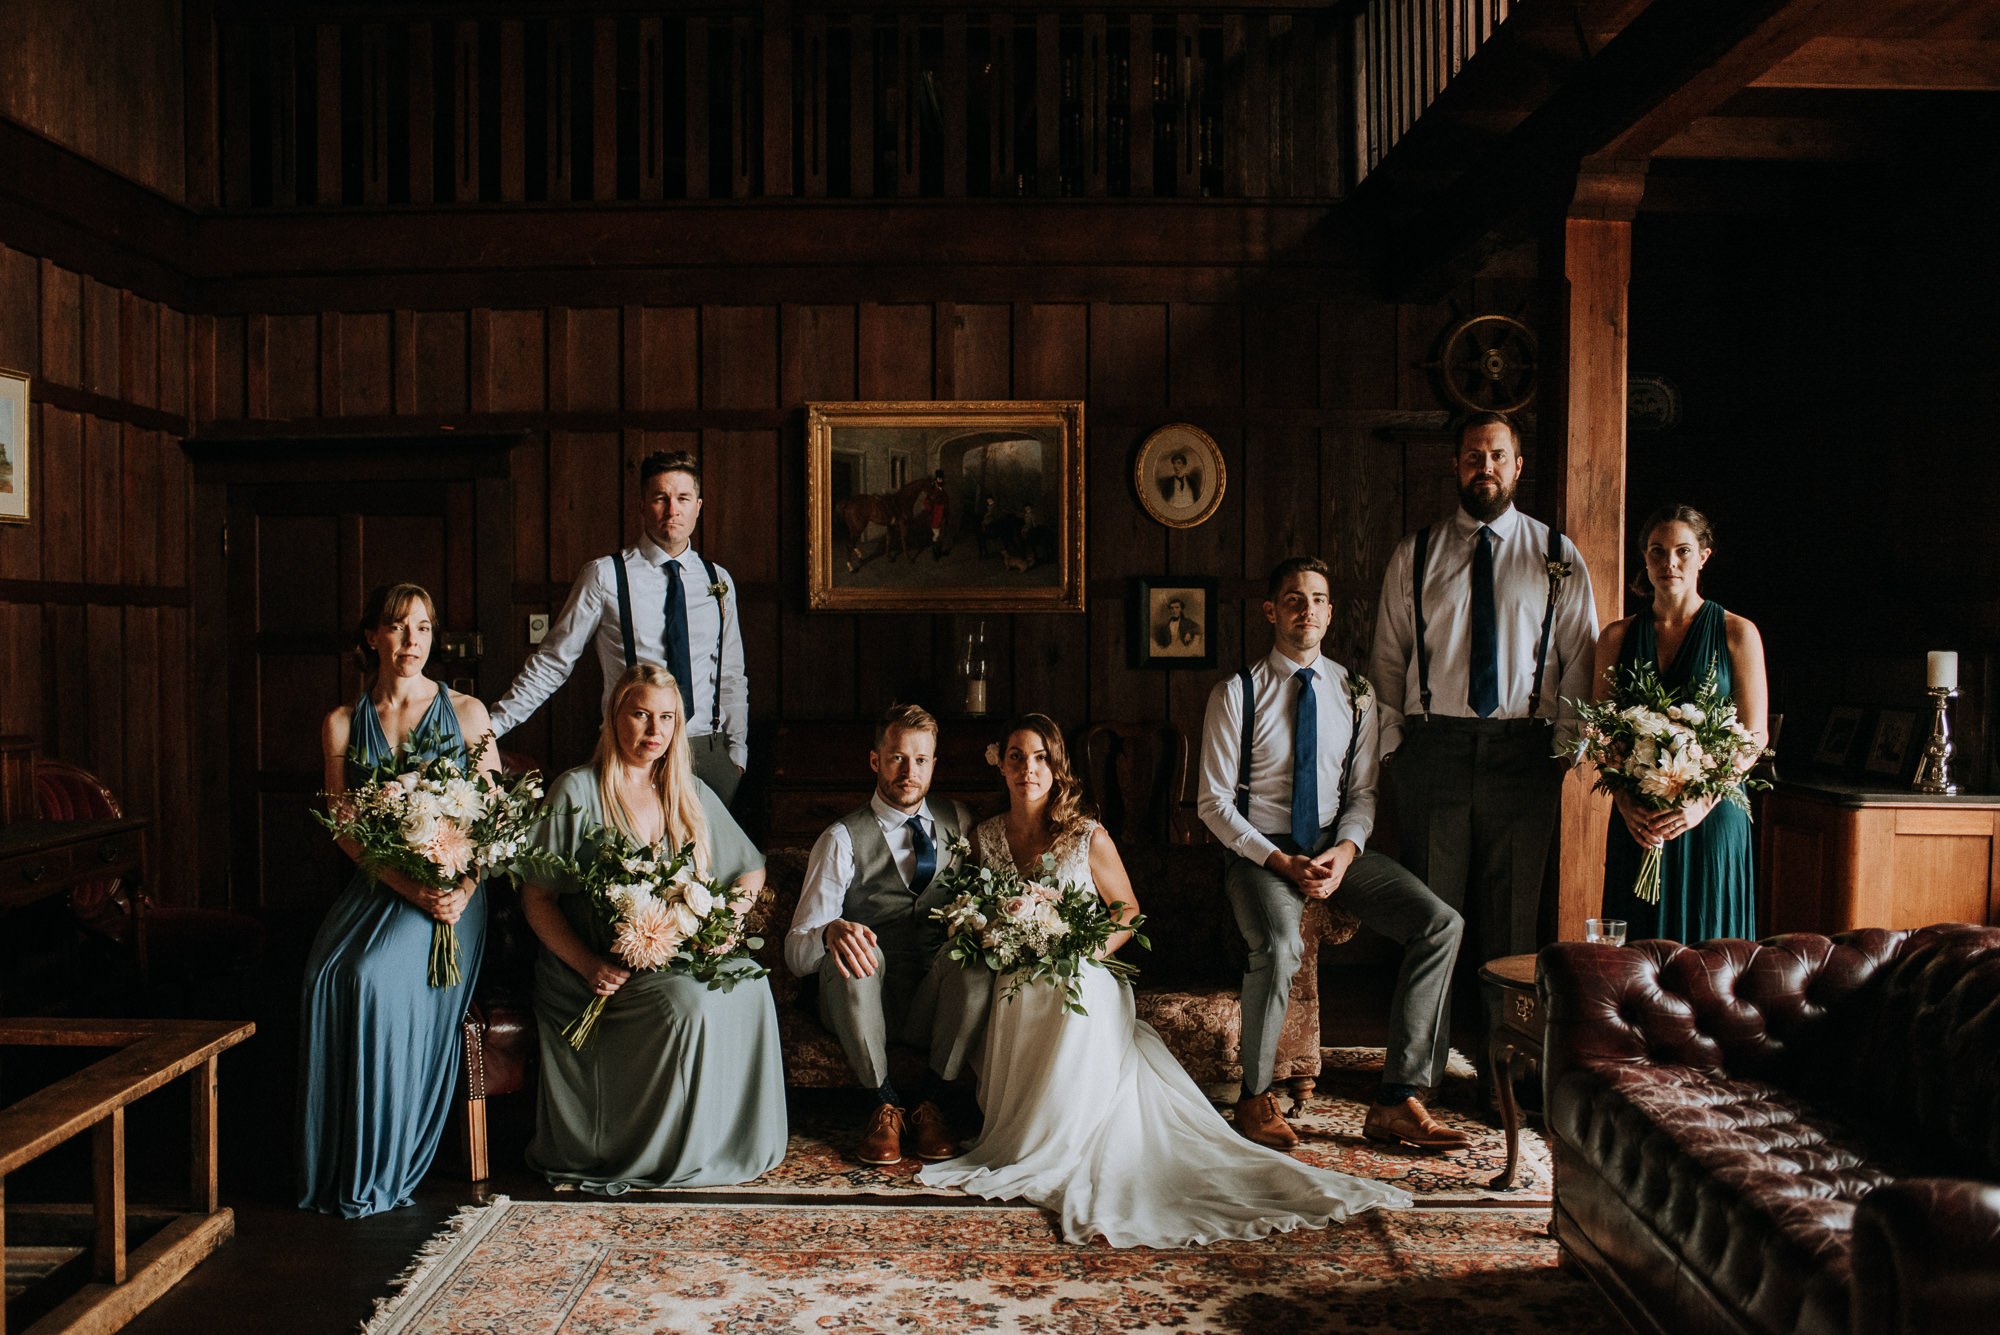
[690,732,742,807]
[817,943,993,1090]
[1391,717,1561,960]
[1225,844,1461,1095]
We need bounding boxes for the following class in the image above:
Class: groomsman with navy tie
[786,704,992,1167]
[1369,412,1598,970]
[1199,557,1467,1153]
[490,450,748,803]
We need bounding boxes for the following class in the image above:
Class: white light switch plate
[527,614,550,644]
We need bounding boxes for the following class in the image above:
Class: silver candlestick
[1912,687,1958,796]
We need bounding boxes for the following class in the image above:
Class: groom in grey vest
[786,703,993,1165]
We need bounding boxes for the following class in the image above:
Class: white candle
[1927,651,1958,691]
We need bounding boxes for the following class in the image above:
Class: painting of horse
[840,475,942,571]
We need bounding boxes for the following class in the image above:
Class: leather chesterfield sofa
[1539,925,2000,1335]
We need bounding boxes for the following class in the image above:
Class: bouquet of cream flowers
[557,826,765,1049]
[318,728,547,987]
[929,837,1147,1015]
[1569,662,1770,906]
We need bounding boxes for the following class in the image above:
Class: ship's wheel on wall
[1429,313,1538,415]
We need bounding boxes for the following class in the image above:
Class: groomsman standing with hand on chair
[490,450,748,804]
[1200,557,1468,1153]
[1369,412,1598,1004]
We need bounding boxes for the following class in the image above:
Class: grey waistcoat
[839,803,965,961]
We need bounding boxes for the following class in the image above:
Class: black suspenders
[610,551,727,734]
[1233,666,1364,843]
[1410,519,1565,722]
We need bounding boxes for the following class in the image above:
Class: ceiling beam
[1751,37,2000,90]
[1381,0,1875,300]
[1655,115,1904,160]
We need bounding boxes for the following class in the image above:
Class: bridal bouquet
[929,839,1147,1015]
[318,728,546,987]
[1569,662,1770,905]
[556,826,766,1049]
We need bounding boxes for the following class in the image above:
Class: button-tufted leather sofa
[1540,925,2000,1335]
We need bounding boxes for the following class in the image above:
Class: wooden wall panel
[703,307,778,410]
[780,304,858,719]
[633,307,699,411]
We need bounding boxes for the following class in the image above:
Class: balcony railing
[1349,0,1512,182]
[216,7,1355,208]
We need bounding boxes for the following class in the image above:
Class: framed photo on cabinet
[1812,705,1864,768]
[1861,709,1918,780]
[806,400,1085,612]
[0,368,28,524]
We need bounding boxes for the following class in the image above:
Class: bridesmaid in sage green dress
[1594,504,1770,943]
[299,582,494,1217]
[522,662,784,1192]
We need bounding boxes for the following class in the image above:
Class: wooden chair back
[1081,722,1191,848]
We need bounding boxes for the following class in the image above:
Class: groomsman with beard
[1369,413,1598,1015]
[786,703,993,1165]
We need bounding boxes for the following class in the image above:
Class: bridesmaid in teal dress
[522,662,784,1192]
[298,583,495,1217]
[1594,505,1770,942]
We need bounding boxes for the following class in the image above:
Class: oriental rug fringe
[364,1197,1611,1335]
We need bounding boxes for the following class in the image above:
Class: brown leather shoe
[1233,1090,1300,1150]
[907,1101,957,1161]
[857,1103,905,1165]
[1363,1096,1473,1152]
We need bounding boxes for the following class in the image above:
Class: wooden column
[1542,163,1645,944]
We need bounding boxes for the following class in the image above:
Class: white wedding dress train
[917,818,1410,1248]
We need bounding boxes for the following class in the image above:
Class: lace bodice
[974,815,1097,887]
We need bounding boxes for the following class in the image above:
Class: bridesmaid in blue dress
[1594,505,1770,943]
[298,582,495,1217]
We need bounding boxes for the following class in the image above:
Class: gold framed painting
[1134,422,1224,528]
[0,367,28,524]
[806,400,1086,612]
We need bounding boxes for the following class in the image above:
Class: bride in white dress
[918,714,1410,1247]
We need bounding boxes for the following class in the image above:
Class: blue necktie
[906,816,936,897]
[662,558,695,718]
[1291,667,1318,853]
[1470,525,1499,718]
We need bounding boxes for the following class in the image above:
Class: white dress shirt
[784,793,973,977]
[1368,504,1598,757]
[491,536,747,767]
[1197,649,1380,868]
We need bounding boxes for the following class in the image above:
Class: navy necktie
[1291,667,1319,853]
[1469,525,1499,718]
[662,558,695,718]
[906,816,936,897]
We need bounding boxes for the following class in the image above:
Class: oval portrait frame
[1133,423,1225,529]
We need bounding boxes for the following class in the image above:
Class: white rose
[682,882,716,918]
[666,901,701,939]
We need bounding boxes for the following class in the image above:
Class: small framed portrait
[0,367,28,524]
[1862,709,1919,779]
[1134,423,1224,529]
[1812,705,1864,768]
[1131,576,1217,669]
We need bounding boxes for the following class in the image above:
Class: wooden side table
[1478,952,1541,1191]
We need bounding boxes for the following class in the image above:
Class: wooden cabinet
[1761,781,2000,935]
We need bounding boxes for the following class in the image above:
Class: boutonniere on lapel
[1346,672,1374,713]
[709,578,730,605]
[943,831,973,869]
[1545,557,1574,602]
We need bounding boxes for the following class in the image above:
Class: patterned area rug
[577,1048,1551,1205]
[366,1198,1613,1335]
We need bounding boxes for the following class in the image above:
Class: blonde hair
[1000,713,1093,841]
[593,663,711,874]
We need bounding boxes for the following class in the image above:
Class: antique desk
[0,820,153,998]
